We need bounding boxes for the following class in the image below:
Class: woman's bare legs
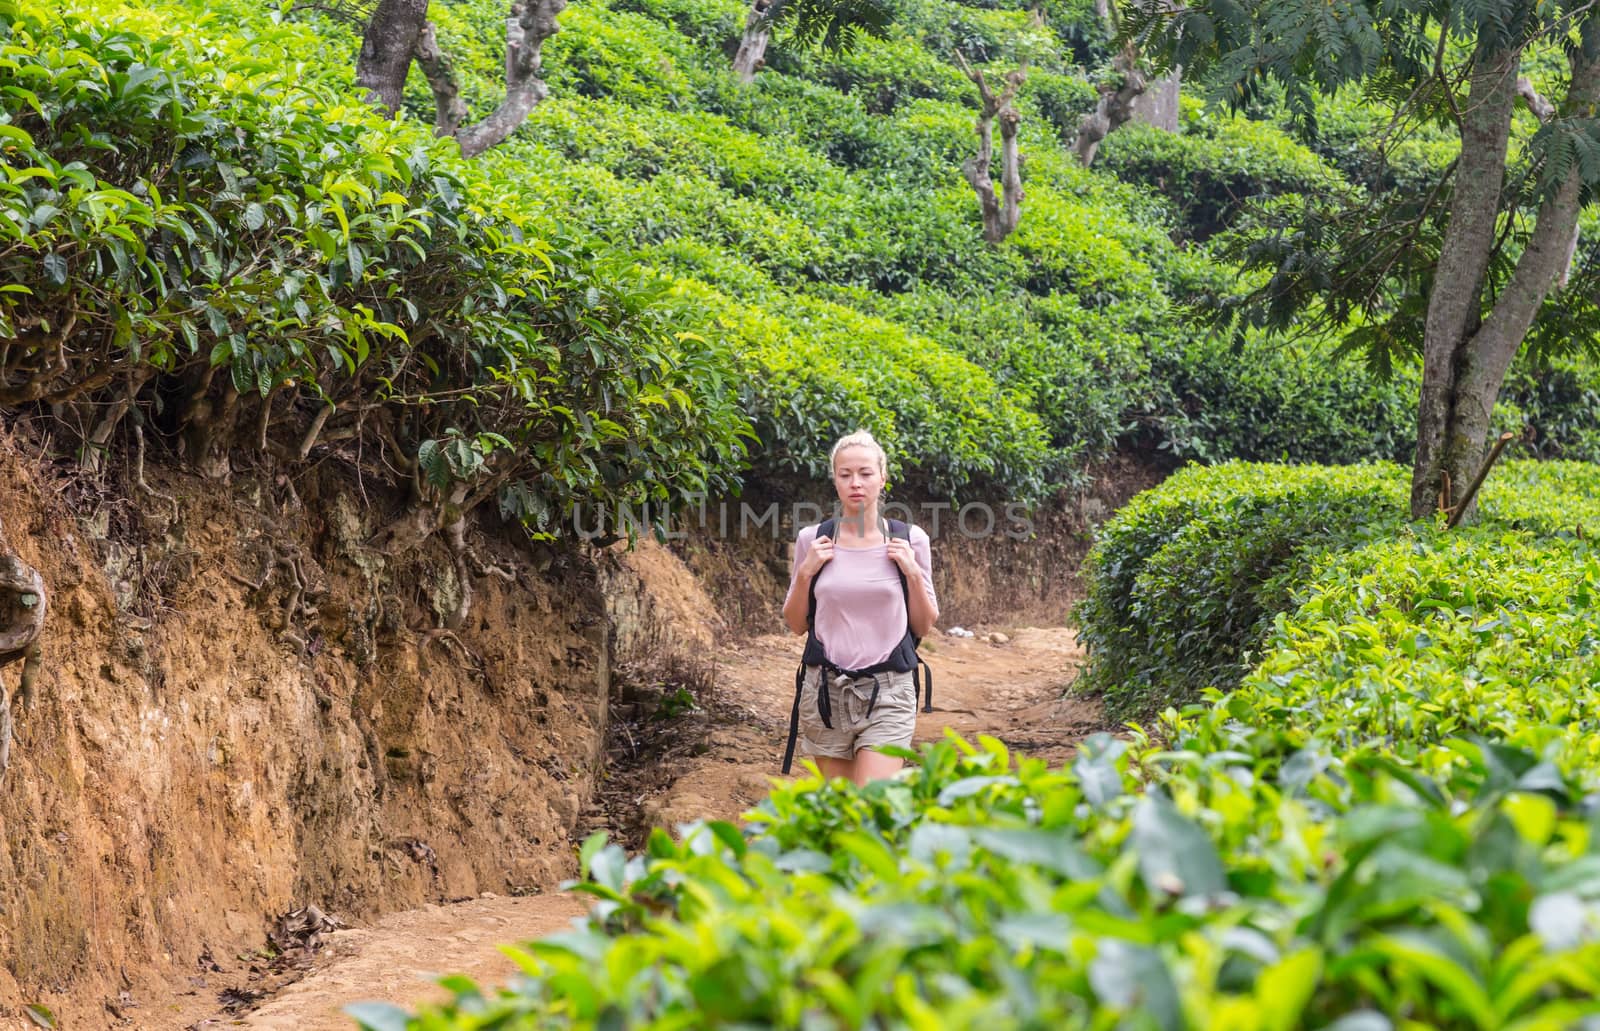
[852,749,904,785]
[811,751,904,786]
[816,756,855,782]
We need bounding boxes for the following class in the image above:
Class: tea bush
[356,0,1600,501]
[1,0,748,538]
[1098,106,1347,240]
[1141,330,1419,466]
[1075,463,1409,718]
[1078,460,1600,720]
[50,0,1600,526]
[1171,529,1600,777]
[364,715,1600,1028]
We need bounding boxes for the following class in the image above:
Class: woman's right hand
[799,535,834,578]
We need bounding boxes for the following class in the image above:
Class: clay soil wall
[0,429,615,1026]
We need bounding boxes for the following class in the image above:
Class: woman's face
[832,445,884,513]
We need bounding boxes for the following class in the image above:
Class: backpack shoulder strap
[885,519,912,602]
[805,519,837,630]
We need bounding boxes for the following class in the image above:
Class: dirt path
[170,626,1096,1030]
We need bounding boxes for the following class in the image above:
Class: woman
[782,430,939,785]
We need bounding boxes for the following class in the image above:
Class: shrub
[1140,330,1419,466]
[1024,69,1099,138]
[1079,460,1600,722]
[2,0,749,539]
[865,286,1151,474]
[1169,529,1600,778]
[681,281,1054,500]
[1097,109,1348,240]
[1499,356,1600,465]
[364,724,1600,1029]
[607,0,746,49]
[1075,462,1408,718]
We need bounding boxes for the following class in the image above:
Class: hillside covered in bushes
[10,0,1597,529]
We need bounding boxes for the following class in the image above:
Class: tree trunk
[357,0,563,156]
[996,106,1022,240]
[1073,44,1150,167]
[414,21,470,136]
[355,0,430,112]
[1132,69,1180,131]
[454,0,566,157]
[957,55,1028,244]
[1419,46,1600,522]
[732,0,773,83]
[1408,42,1520,519]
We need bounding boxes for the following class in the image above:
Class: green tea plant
[1097,103,1348,241]
[2,0,749,551]
[1076,462,1408,718]
[358,729,1600,1029]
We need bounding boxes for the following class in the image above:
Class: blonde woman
[781,430,938,785]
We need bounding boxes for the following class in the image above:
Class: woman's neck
[834,504,881,541]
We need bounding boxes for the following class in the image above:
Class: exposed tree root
[0,521,46,783]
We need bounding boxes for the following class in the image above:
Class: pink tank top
[785,523,937,669]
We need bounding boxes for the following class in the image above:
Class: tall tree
[731,0,893,83]
[354,0,566,156]
[1132,0,1600,520]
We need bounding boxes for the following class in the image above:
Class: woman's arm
[890,529,939,639]
[782,528,831,634]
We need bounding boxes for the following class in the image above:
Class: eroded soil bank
[0,429,616,1029]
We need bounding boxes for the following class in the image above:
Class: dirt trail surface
[175,625,1097,1030]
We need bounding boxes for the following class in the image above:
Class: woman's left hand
[887,538,919,579]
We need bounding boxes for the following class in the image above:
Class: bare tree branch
[956,51,1028,243]
[454,0,567,157]
[414,21,470,137]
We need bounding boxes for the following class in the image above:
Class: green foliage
[1129,0,1600,375]
[368,722,1600,1027]
[1174,530,1600,776]
[1098,104,1348,240]
[755,0,896,56]
[679,279,1054,497]
[1079,459,1600,720]
[1076,462,1408,718]
[1023,69,1097,138]
[1499,356,1600,466]
[2,0,748,536]
[1143,330,1419,466]
[45,0,1600,524]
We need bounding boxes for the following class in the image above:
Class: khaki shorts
[798,665,918,759]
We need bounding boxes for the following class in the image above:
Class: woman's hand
[887,538,919,580]
[799,535,835,578]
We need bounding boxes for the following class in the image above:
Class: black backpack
[781,517,934,774]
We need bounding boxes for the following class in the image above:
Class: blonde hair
[829,429,888,478]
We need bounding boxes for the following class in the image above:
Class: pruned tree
[352,0,565,156]
[1131,0,1600,521]
[1072,0,1179,166]
[956,50,1029,244]
[731,0,893,83]
[1074,42,1150,165]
